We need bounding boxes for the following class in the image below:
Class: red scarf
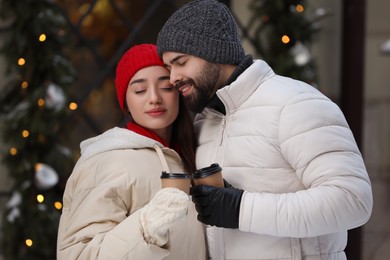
[126,122,179,152]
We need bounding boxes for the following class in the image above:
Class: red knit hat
[115,44,164,111]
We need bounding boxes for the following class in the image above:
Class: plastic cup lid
[193,163,222,178]
[160,171,193,179]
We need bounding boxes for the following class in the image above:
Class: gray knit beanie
[157,0,245,65]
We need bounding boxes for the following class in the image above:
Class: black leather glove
[190,184,244,228]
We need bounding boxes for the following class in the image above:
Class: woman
[57,44,206,259]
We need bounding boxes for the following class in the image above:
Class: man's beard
[179,62,222,113]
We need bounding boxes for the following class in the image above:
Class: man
[157,0,373,259]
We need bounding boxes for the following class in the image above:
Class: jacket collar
[207,55,253,115]
[76,127,162,166]
[214,59,275,115]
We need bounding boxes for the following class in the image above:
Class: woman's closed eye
[134,89,146,94]
[160,85,175,91]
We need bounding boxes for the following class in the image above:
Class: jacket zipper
[219,117,226,146]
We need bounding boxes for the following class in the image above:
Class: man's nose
[169,68,181,86]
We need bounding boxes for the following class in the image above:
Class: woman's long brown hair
[171,95,196,173]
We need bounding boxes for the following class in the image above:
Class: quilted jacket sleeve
[57,185,170,260]
[239,92,373,237]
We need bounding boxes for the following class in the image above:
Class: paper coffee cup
[193,163,224,187]
[160,172,192,194]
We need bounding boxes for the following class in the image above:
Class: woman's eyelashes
[133,85,174,94]
[161,85,175,91]
[134,89,146,94]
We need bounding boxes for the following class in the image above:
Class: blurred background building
[0,0,389,259]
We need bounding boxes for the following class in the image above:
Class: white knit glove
[140,187,189,246]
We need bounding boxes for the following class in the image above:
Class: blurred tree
[247,0,330,85]
[0,0,76,258]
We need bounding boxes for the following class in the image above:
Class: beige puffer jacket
[194,60,373,260]
[57,127,206,259]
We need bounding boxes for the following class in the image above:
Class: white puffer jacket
[194,60,373,260]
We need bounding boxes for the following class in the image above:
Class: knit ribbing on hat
[115,44,164,111]
[157,0,245,65]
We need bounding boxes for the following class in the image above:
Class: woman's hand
[140,187,189,246]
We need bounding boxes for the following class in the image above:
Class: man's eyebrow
[169,54,187,64]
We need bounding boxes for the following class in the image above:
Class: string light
[9,147,17,156]
[281,35,291,44]
[296,4,304,13]
[37,98,45,107]
[25,239,33,247]
[38,33,47,42]
[37,194,44,203]
[35,163,43,172]
[69,102,78,110]
[54,201,63,210]
[18,58,26,66]
[21,81,28,89]
[22,130,29,138]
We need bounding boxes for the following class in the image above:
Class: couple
[57,0,373,259]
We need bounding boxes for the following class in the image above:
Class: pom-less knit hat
[115,44,164,111]
[157,0,245,65]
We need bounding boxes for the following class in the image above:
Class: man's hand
[190,184,243,228]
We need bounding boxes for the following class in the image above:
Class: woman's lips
[146,108,166,117]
